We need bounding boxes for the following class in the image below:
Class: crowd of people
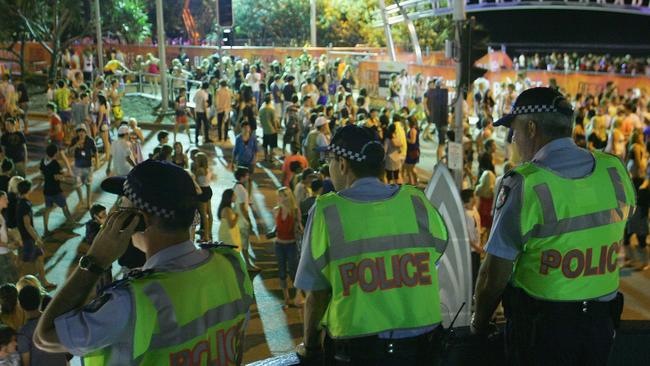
[514,52,650,75]
[0,42,649,363]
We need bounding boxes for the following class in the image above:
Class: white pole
[310,0,317,46]
[94,0,104,73]
[453,0,466,189]
[378,0,397,62]
[156,0,168,112]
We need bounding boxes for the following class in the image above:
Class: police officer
[295,125,449,365]
[471,88,635,365]
[34,160,254,365]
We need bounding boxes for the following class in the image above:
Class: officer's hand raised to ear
[86,210,142,269]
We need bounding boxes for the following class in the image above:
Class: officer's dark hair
[18,285,41,312]
[460,189,475,204]
[17,180,31,195]
[331,130,384,179]
[522,111,573,140]
[46,143,58,158]
[0,325,15,347]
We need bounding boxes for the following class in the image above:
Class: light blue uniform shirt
[55,241,211,358]
[486,137,616,301]
[295,177,437,339]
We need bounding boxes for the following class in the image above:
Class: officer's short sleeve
[295,205,331,291]
[54,287,132,356]
[485,173,524,261]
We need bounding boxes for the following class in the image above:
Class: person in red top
[46,103,64,148]
[274,187,302,307]
[281,151,308,187]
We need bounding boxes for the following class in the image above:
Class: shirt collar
[531,137,576,164]
[349,177,384,190]
[142,240,196,270]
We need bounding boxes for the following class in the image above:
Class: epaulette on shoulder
[199,242,239,251]
[98,268,156,293]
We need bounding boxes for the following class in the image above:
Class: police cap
[327,125,384,164]
[494,87,574,128]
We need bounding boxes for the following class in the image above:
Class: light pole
[155,0,168,112]
[310,0,317,46]
[453,0,466,189]
[378,0,397,62]
[94,0,104,73]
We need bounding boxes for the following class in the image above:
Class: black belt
[327,328,441,358]
[504,285,619,319]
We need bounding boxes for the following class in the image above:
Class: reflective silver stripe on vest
[144,251,253,350]
[522,167,630,242]
[314,196,446,269]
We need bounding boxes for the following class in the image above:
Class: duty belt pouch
[609,292,624,329]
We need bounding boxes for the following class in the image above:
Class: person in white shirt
[109,125,135,176]
[192,82,212,145]
[245,66,262,104]
[215,80,233,142]
[233,167,260,271]
[462,189,482,290]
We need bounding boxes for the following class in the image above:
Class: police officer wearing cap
[295,125,449,365]
[34,160,254,365]
[471,87,635,365]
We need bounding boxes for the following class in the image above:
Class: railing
[373,0,650,27]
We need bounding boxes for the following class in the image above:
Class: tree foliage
[232,0,310,46]
[102,0,151,44]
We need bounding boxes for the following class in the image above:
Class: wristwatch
[79,255,107,275]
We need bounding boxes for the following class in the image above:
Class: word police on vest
[169,320,245,366]
[540,241,620,278]
[339,252,432,296]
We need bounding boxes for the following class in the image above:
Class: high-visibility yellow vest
[512,151,635,301]
[83,247,253,366]
[309,185,448,338]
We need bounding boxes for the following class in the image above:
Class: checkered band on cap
[329,144,366,162]
[511,104,558,115]
[123,180,175,219]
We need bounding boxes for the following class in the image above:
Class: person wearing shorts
[15,180,55,289]
[70,125,97,209]
[174,87,191,143]
[40,144,73,235]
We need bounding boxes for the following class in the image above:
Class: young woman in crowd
[403,116,420,186]
[172,142,189,169]
[192,152,213,242]
[217,189,241,251]
[128,118,144,164]
[273,187,301,307]
[95,94,111,170]
[626,129,647,190]
[384,124,403,185]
